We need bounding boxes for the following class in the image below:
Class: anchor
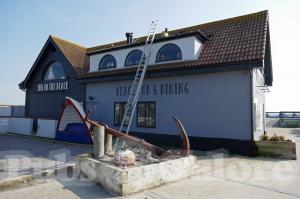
[85,111,190,157]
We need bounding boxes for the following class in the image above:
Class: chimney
[126,32,133,44]
[162,28,169,37]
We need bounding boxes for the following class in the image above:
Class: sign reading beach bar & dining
[116,82,189,97]
[37,81,69,92]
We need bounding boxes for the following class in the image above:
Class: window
[114,102,129,126]
[137,102,156,128]
[43,62,65,81]
[156,43,182,62]
[99,54,117,69]
[125,49,145,66]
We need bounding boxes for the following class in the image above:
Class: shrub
[259,133,291,142]
[269,134,283,141]
[259,134,269,141]
[278,135,286,141]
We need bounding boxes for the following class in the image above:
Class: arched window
[125,49,145,66]
[156,43,182,62]
[43,61,65,81]
[99,54,117,69]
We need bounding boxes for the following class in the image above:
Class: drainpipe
[249,68,255,156]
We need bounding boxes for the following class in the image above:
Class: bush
[259,133,291,142]
[269,134,281,141]
[278,135,286,141]
[259,134,269,141]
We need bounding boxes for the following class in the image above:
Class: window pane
[122,103,129,125]
[115,103,121,125]
[145,103,155,127]
[137,102,155,128]
[44,62,65,80]
[148,103,156,127]
[99,54,117,69]
[137,103,146,127]
[114,102,129,126]
[156,44,182,62]
[125,50,145,66]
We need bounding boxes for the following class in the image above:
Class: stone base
[76,154,197,195]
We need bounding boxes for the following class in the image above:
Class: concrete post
[94,125,105,158]
[105,134,113,154]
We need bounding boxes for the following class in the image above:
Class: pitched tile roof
[19,36,89,89]
[21,10,272,89]
[82,10,271,84]
[195,10,268,66]
[51,36,89,76]
[86,30,209,54]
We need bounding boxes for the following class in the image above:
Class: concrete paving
[0,128,299,199]
[0,134,92,179]
[1,173,299,199]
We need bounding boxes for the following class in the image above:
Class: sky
[0,0,299,111]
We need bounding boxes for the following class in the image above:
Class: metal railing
[266,112,300,119]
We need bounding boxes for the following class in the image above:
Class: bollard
[94,125,105,158]
[105,134,113,154]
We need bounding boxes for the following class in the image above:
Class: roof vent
[162,28,169,37]
[126,32,133,44]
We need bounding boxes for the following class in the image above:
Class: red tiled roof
[51,36,89,76]
[82,10,270,79]
[19,36,89,89]
[21,10,272,88]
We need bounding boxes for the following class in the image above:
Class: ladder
[114,20,158,149]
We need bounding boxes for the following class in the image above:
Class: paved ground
[0,134,92,179]
[0,128,299,199]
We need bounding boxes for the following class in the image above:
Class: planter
[255,140,296,160]
[76,154,197,195]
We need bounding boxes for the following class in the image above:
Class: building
[20,10,273,155]
[19,36,88,119]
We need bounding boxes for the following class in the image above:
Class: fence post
[94,125,105,158]
[105,134,113,154]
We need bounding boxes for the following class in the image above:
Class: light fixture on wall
[88,96,95,101]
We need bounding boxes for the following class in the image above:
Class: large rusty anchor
[85,114,190,157]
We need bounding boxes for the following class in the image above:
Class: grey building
[19,36,89,119]
[20,10,272,155]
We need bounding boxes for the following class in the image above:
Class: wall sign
[37,81,69,92]
[116,82,189,97]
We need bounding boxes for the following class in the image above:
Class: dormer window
[125,49,145,66]
[43,61,65,81]
[99,54,117,69]
[156,43,182,62]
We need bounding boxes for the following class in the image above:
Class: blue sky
[0,0,299,111]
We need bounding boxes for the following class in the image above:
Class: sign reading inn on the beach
[37,81,69,92]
